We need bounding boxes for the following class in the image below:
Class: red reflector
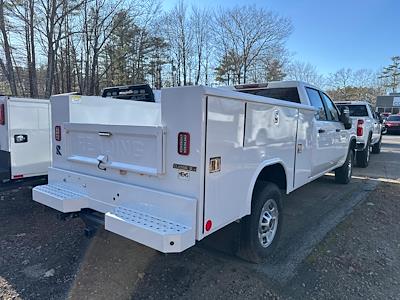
[178,132,190,155]
[205,220,212,232]
[357,119,364,136]
[0,103,5,125]
[13,174,24,179]
[55,125,61,141]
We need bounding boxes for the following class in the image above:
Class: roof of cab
[335,100,370,106]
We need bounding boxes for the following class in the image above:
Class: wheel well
[255,163,287,191]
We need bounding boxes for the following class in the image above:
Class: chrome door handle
[98,132,112,137]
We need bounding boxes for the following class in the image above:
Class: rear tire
[238,182,282,263]
[356,138,370,168]
[372,136,382,154]
[335,148,354,184]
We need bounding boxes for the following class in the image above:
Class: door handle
[336,129,341,132]
[318,129,326,133]
[14,134,28,143]
[98,131,112,137]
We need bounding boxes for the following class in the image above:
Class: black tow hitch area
[56,209,105,238]
[79,209,105,238]
[56,212,78,221]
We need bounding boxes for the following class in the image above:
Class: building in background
[376,93,400,114]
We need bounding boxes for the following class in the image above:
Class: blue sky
[162,0,400,75]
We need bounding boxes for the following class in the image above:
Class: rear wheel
[356,138,370,168]
[335,148,354,184]
[238,182,282,263]
[372,136,382,154]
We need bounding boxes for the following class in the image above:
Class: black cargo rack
[101,84,155,102]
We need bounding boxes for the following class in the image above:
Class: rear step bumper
[106,206,193,252]
[33,184,88,212]
[32,168,197,253]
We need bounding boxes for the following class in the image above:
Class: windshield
[238,87,300,103]
[387,115,400,121]
[337,104,368,117]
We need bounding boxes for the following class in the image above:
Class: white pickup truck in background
[0,96,51,182]
[336,101,382,168]
[32,81,355,263]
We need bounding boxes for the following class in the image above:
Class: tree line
[0,0,398,103]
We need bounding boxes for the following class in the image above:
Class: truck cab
[233,81,355,178]
[32,82,355,263]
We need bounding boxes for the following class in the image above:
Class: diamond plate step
[33,184,87,212]
[105,206,195,253]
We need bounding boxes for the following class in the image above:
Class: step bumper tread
[32,184,87,212]
[105,206,195,253]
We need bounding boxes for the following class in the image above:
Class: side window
[321,93,340,122]
[306,88,327,121]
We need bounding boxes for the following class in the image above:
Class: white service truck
[336,101,382,168]
[33,81,355,262]
[0,96,51,182]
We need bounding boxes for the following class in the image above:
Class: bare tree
[214,5,292,84]
[36,0,84,97]
[191,6,211,85]
[0,0,18,95]
[9,0,39,97]
[286,61,325,87]
[162,1,193,86]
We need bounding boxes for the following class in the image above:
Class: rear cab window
[238,87,301,104]
[336,104,368,117]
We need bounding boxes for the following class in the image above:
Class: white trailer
[0,96,51,182]
[33,82,355,262]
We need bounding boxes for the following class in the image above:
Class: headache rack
[102,84,155,102]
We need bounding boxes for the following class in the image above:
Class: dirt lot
[1,135,400,300]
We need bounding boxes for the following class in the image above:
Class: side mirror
[377,113,384,124]
[339,106,352,130]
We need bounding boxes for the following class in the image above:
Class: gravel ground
[1,180,400,299]
[283,182,400,299]
[0,181,88,300]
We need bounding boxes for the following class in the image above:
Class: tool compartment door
[203,96,246,234]
[64,123,165,176]
[8,101,51,178]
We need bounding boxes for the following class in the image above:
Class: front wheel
[238,182,282,263]
[335,148,354,184]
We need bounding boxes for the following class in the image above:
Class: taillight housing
[178,132,190,155]
[55,125,62,141]
[0,104,5,125]
[357,119,364,136]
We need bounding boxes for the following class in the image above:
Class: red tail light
[0,104,5,125]
[55,125,62,141]
[178,132,190,155]
[357,119,364,136]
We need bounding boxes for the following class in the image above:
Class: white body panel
[33,82,353,253]
[0,97,51,180]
